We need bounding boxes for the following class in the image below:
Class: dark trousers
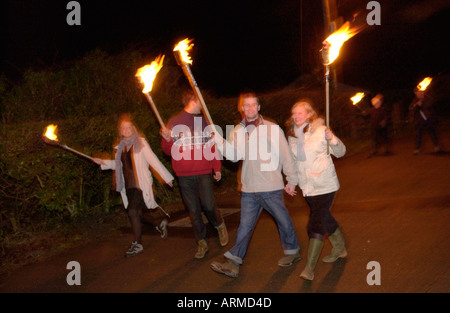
[178,174,223,242]
[415,120,438,150]
[126,188,166,244]
[372,127,388,153]
[305,192,338,240]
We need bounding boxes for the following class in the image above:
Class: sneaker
[278,252,301,267]
[210,259,239,278]
[125,241,143,258]
[195,239,209,259]
[156,218,168,239]
[216,222,229,247]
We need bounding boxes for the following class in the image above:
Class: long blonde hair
[285,98,318,138]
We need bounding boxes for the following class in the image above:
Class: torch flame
[44,124,58,141]
[323,21,363,65]
[135,55,165,93]
[174,38,194,65]
[417,77,432,91]
[351,92,365,105]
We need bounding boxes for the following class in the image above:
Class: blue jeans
[224,190,299,265]
[178,174,223,242]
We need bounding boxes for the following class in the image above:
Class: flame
[351,92,365,105]
[323,22,363,65]
[135,55,165,93]
[44,124,58,141]
[417,77,432,91]
[174,38,194,65]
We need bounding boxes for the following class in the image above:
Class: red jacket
[162,110,221,177]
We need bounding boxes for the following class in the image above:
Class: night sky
[2,0,449,97]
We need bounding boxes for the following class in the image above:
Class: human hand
[213,171,222,182]
[160,127,171,142]
[92,158,104,165]
[325,128,334,141]
[284,183,297,197]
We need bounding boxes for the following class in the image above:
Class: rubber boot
[300,238,323,281]
[322,227,347,263]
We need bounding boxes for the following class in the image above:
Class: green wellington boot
[322,227,347,263]
[300,238,323,281]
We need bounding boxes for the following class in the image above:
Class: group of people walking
[93,89,350,281]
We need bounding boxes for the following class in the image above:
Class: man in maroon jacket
[161,90,228,259]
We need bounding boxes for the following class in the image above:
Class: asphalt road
[1,130,449,295]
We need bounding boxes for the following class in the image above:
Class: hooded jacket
[101,137,174,209]
[288,118,346,197]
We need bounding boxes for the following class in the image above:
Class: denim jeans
[224,189,299,265]
[178,174,223,242]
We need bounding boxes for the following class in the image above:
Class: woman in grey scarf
[94,113,174,257]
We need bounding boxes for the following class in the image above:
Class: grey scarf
[294,123,308,161]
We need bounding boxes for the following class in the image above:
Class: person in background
[93,113,174,258]
[363,93,390,156]
[285,98,347,281]
[210,92,300,278]
[160,90,228,259]
[409,87,441,155]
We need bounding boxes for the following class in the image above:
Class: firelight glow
[417,77,432,91]
[173,38,194,65]
[135,55,165,93]
[44,124,58,141]
[324,21,363,65]
[351,92,365,105]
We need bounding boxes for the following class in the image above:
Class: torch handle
[325,65,330,155]
[181,62,217,134]
[144,93,166,129]
[61,145,95,162]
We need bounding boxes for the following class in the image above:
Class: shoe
[125,241,143,258]
[156,218,168,239]
[195,239,209,259]
[278,252,301,267]
[216,222,229,247]
[300,238,324,281]
[413,149,420,155]
[210,259,239,278]
[322,227,347,263]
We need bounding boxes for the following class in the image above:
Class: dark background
[2,0,449,97]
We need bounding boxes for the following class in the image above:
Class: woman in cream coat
[94,113,174,257]
[286,99,347,280]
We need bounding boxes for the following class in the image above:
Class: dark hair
[182,89,196,107]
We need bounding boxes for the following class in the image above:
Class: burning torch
[42,124,95,162]
[135,55,166,129]
[417,77,432,91]
[173,38,217,134]
[321,21,363,153]
[351,92,365,111]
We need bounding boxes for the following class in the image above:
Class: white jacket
[288,120,345,197]
[101,137,174,209]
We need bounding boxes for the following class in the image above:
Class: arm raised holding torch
[173,38,217,135]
